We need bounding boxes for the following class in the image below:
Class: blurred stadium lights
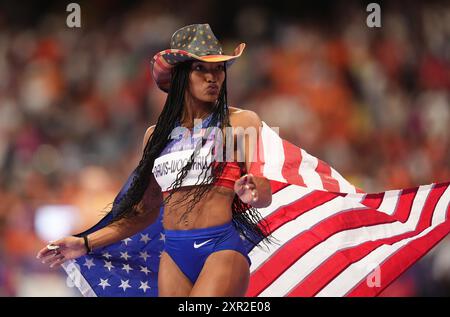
[34,205,80,242]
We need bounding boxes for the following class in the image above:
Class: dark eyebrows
[191,62,224,71]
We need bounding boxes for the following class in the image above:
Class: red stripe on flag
[269,180,291,195]
[281,140,305,187]
[349,220,450,296]
[359,192,384,210]
[262,191,340,233]
[246,187,418,297]
[248,206,391,296]
[286,184,446,296]
[315,159,341,192]
[249,125,266,180]
[346,185,450,296]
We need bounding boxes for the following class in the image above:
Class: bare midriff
[161,184,235,230]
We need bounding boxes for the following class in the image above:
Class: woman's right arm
[37,125,160,266]
[86,171,162,251]
[89,124,160,249]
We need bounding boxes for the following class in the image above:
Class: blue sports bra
[152,112,242,193]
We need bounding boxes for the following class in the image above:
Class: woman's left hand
[234,173,258,204]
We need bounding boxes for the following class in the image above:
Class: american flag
[63,121,450,297]
[62,169,165,297]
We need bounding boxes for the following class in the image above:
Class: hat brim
[151,43,245,93]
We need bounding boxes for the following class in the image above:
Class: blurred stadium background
[0,0,449,296]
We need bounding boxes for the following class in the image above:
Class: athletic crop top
[152,112,242,193]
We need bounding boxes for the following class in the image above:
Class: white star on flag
[159,233,165,242]
[60,120,450,298]
[98,278,111,290]
[102,252,112,259]
[104,260,114,271]
[118,279,131,292]
[122,263,133,273]
[140,266,151,275]
[120,251,131,261]
[122,238,133,246]
[139,281,150,293]
[83,258,95,269]
[139,251,150,262]
[140,234,151,244]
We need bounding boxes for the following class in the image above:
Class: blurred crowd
[0,0,449,296]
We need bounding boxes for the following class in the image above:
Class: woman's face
[187,61,225,103]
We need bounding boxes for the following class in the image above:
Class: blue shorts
[164,221,251,284]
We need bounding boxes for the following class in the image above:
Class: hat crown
[170,23,223,56]
[151,24,246,93]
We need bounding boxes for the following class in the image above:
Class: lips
[206,84,219,93]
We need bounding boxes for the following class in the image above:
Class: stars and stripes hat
[150,23,246,92]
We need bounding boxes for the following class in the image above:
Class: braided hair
[108,61,273,248]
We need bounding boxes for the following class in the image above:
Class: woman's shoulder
[228,106,263,129]
[143,124,156,150]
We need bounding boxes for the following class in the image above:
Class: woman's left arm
[234,110,272,208]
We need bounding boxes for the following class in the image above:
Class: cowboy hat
[150,23,246,92]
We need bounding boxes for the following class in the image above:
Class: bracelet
[82,235,92,254]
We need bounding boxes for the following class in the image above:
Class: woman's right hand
[36,236,88,268]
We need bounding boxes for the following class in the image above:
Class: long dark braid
[109,61,273,249]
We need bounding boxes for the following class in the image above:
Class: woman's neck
[181,98,214,125]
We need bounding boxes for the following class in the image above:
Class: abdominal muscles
[162,185,235,230]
